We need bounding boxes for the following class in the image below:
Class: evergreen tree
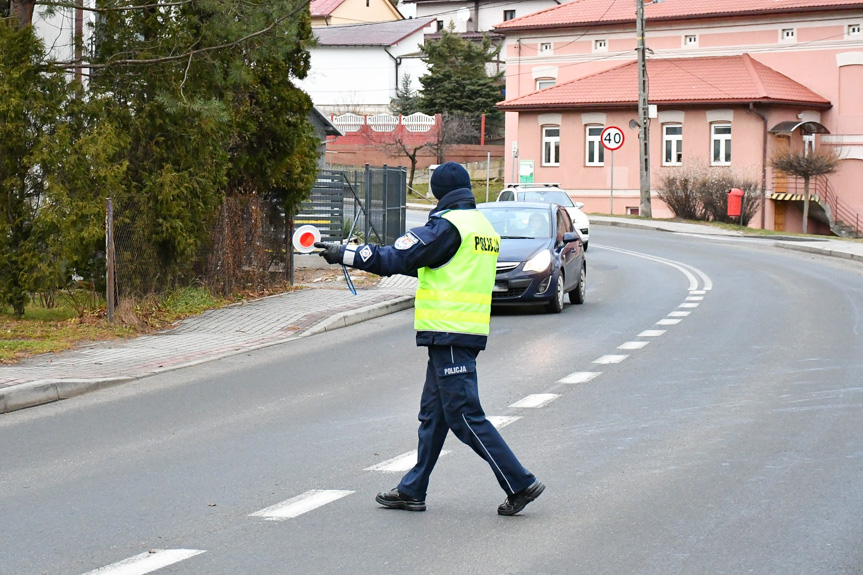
[390,73,418,116]
[417,25,504,138]
[0,23,69,316]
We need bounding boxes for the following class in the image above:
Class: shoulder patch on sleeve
[359,245,373,261]
[394,231,420,250]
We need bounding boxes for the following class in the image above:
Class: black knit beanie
[430,162,471,200]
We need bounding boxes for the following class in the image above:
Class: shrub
[657,162,760,226]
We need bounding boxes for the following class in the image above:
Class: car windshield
[481,207,551,239]
[516,190,574,207]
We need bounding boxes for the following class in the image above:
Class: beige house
[310,0,404,27]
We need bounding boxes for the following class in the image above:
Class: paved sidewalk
[0,271,418,414]
[2,214,861,414]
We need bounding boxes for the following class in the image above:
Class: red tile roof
[498,55,831,110]
[495,0,863,32]
[310,0,348,17]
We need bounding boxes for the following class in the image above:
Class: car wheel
[569,265,586,305]
[546,273,565,313]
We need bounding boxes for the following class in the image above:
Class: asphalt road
[2,226,862,575]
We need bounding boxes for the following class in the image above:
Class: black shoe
[498,480,545,516]
[375,488,426,512]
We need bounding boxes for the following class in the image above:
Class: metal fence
[105,164,406,319]
[299,164,407,246]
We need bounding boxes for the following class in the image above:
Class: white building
[295,18,437,115]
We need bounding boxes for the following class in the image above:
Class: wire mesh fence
[105,164,406,318]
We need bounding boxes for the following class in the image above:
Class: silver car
[497,185,590,250]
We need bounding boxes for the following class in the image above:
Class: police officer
[315,161,544,516]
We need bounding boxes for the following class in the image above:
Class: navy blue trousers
[397,345,535,500]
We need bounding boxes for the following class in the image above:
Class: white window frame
[585,125,605,166]
[781,28,796,42]
[847,23,861,38]
[539,42,553,54]
[503,9,515,21]
[684,34,698,47]
[536,78,555,91]
[542,126,560,166]
[593,39,608,53]
[663,124,683,166]
[711,123,732,166]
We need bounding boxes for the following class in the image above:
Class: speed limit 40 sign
[600,126,625,151]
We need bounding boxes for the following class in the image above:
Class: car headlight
[523,249,551,273]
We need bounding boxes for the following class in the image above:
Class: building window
[436,20,444,31]
[542,126,560,166]
[663,124,683,165]
[594,39,607,52]
[711,123,731,165]
[803,134,816,156]
[848,23,861,37]
[503,9,515,21]
[684,34,698,46]
[586,126,605,166]
[540,42,553,54]
[536,78,555,90]
[781,28,796,42]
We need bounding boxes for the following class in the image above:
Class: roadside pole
[486,151,490,203]
[600,126,625,215]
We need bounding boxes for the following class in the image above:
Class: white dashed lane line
[249,490,354,521]
[558,371,601,384]
[593,354,628,364]
[639,329,666,337]
[618,341,649,350]
[509,394,560,408]
[657,318,682,325]
[81,549,205,575]
[679,302,700,308]
[365,450,451,472]
[487,415,522,429]
[669,311,690,317]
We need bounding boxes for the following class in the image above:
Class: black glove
[314,242,342,265]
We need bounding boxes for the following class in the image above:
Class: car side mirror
[563,231,580,244]
[575,202,585,209]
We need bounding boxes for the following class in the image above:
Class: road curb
[0,295,415,414]
[774,242,863,264]
[305,295,415,335]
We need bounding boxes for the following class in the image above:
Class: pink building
[495,0,863,235]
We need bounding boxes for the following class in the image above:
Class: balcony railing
[773,173,861,237]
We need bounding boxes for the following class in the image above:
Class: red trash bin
[727,188,744,219]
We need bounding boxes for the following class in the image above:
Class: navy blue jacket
[338,188,489,350]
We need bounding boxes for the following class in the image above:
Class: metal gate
[297,164,407,246]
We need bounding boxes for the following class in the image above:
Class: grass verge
[0,286,237,364]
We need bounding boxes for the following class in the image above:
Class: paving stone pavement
[0,275,417,413]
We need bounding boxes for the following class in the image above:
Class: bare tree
[427,112,479,164]
[770,145,841,234]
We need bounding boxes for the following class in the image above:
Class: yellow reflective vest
[414,210,500,336]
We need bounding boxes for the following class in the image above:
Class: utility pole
[636,0,652,218]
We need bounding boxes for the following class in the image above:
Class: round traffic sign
[600,126,625,151]
[292,224,321,253]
